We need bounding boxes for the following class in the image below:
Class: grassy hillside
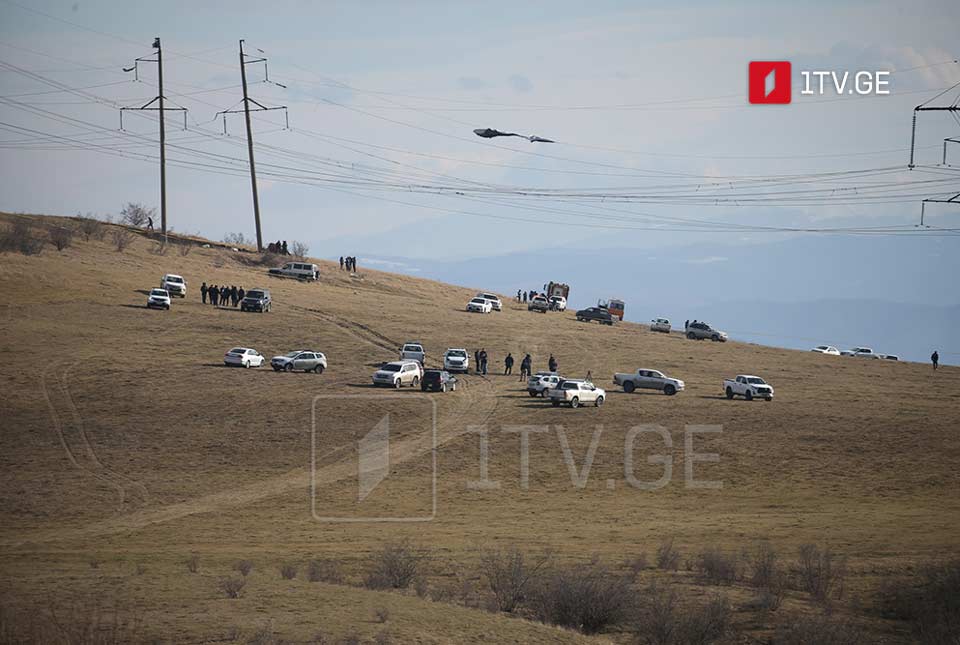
[1,212,958,643]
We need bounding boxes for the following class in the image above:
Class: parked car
[528,295,549,313]
[880,354,900,361]
[400,342,426,364]
[723,375,774,401]
[160,274,186,297]
[811,345,840,355]
[576,307,614,325]
[372,360,423,388]
[240,288,271,312]
[224,347,264,368]
[146,288,171,310]
[271,350,327,373]
[613,369,684,395]
[549,380,605,408]
[476,292,503,311]
[549,296,567,311]
[841,347,879,358]
[269,261,319,280]
[421,369,457,392]
[443,348,469,373]
[466,297,493,313]
[686,321,727,342]
[527,372,562,397]
[650,318,671,333]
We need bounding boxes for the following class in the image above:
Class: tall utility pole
[218,41,288,253]
[121,37,186,243]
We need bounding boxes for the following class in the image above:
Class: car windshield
[167,276,183,283]
[150,289,167,296]
[563,382,579,390]
[470,299,485,304]
[228,348,244,354]
[747,377,766,384]
[381,364,401,372]
[403,345,422,352]
[246,291,264,299]
[447,350,466,358]
[284,352,300,358]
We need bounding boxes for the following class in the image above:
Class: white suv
[527,372,561,397]
[841,347,879,359]
[467,297,493,313]
[400,342,426,364]
[476,292,502,311]
[444,348,470,373]
[549,380,605,408]
[160,274,186,298]
[373,360,424,388]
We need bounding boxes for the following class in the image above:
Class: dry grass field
[0,212,958,643]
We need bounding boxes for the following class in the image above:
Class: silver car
[685,321,728,342]
[271,350,327,373]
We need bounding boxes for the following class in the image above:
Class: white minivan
[274,262,319,280]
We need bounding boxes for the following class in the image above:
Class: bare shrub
[372,630,391,645]
[234,560,254,577]
[0,220,44,255]
[306,558,344,584]
[773,614,861,644]
[176,241,192,256]
[362,540,431,590]
[480,546,551,613]
[624,553,648,579]
[635,584,732,645]
[374,607,390,623]
[340,633,360,645]
[749,541,779,589]
[111,228,134,252]
[280,562,298,580]
[147,241,168,256]
[135,562,146,576]
[291,240,309,259]
[793,544,846,604]
[223,232,252,247]
[695,547,740,586]
[656,538,681,571]
[877,559,960,644]
[414,576,429,598]
[77,215,105,241]
[120,202,155,228]
[48,225,74,251]
[530,562,632,634]
[186,554,200,573]
[247,623,278,645]
[220,577,246,599]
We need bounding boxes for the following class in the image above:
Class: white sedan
[811,345,840,355]
[466,297,493,313]
[224,347,265,368]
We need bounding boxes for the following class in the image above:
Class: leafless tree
[291,240,309,259]
[120,202,155,228]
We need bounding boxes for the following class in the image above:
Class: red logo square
[749,61,791,104]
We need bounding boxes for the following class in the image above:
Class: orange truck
[599,298,625,320]
[545,282,570,300]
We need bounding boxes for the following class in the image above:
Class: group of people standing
[199,282,245,307]
[467,350,562,381]
[267,241,289,255]
[516,289,542,304]
[339,256,358,272]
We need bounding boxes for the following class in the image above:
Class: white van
[274,262,319,280]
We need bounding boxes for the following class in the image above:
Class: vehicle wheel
[745,390,753,401]
[551,400,560,407]
[529,391,537,397]
[595,396,604,407]
[711,334,720,342]
[570,397,580,409]
[725,387,734,399]
[411,376,419,388]
[314,365,324,374]
[686,332,696,340]
[284,363,294,372]
[165,305,170,310]
[623,381,636,393]
[451,382,456,391]
[272,366,280,372]
[441,384,446,393]
[394,379,402,389]
[244,361,251,369]
[664,384,676,396]
[765,397,772,402]
[577,317,583,322]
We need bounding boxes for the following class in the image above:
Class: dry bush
[223,232,252,247]
[76,215,106,241]
[291,240,309,259]
[111,228,134,252]
[749,541,779,589]
[877,559,960,644]
[414,576,429,598]
[0,598,143,644]
[280,562,298,580]
[0,220,44,255]
[374,607,390,623]
[176,241,192,256]
[234,560,254,577]
[657,538,681,571]
[247,623,279,645]
[530,562,632,634]
[372,630,391,645]
[634,585,732,645]
[362,540,431,590]
[186,554,200,573]
[624,553,649,579]
[220,577,246,599]
[480,546,551,613]
[147,241,168,256]
[307,558,343,584]
[120,202,154,228]
[695,548,740,586]
[340,633,360,645]
[773,614,861,644]
[135,562,146,576]
[793,544,846,604]
[48,225,74,252]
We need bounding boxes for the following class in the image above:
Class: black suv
[240,288,272,313]
[421,369,457,392]
[575,307,614,325]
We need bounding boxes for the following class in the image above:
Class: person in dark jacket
[523,291,528,303]
[479,349,488,375]
[520,354,532,381]
[221,285,229,307]
[200,282,208,304]
[504,353,514,375]
[339,256,344,270]
[231,285,239,307]
[210,284,218,307]
[474,349,481,374]
[932,350,939,371]
[281,241,288,255]
[548,354,558,373]
[238,287,245,302]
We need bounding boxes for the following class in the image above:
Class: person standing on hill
[685,319,689,330]
[231,285,239,307]
[548,354,558,373]
[221,285,229,307]
[479,349,488,375]
[520,354,532,381]
[932,351,939,371]
[339,256,344,270]
[474,349,481,374]
[200,282,208,304]
[238,287,245,303]
[504,353,514,375]
[210,284,218,307]
[523,291,528,304]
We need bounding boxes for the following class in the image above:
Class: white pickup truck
[613,369,684,395]
[723,375,774,401]
[160,273,187,298]
[549,380,605,408]
[841,347,879,359]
